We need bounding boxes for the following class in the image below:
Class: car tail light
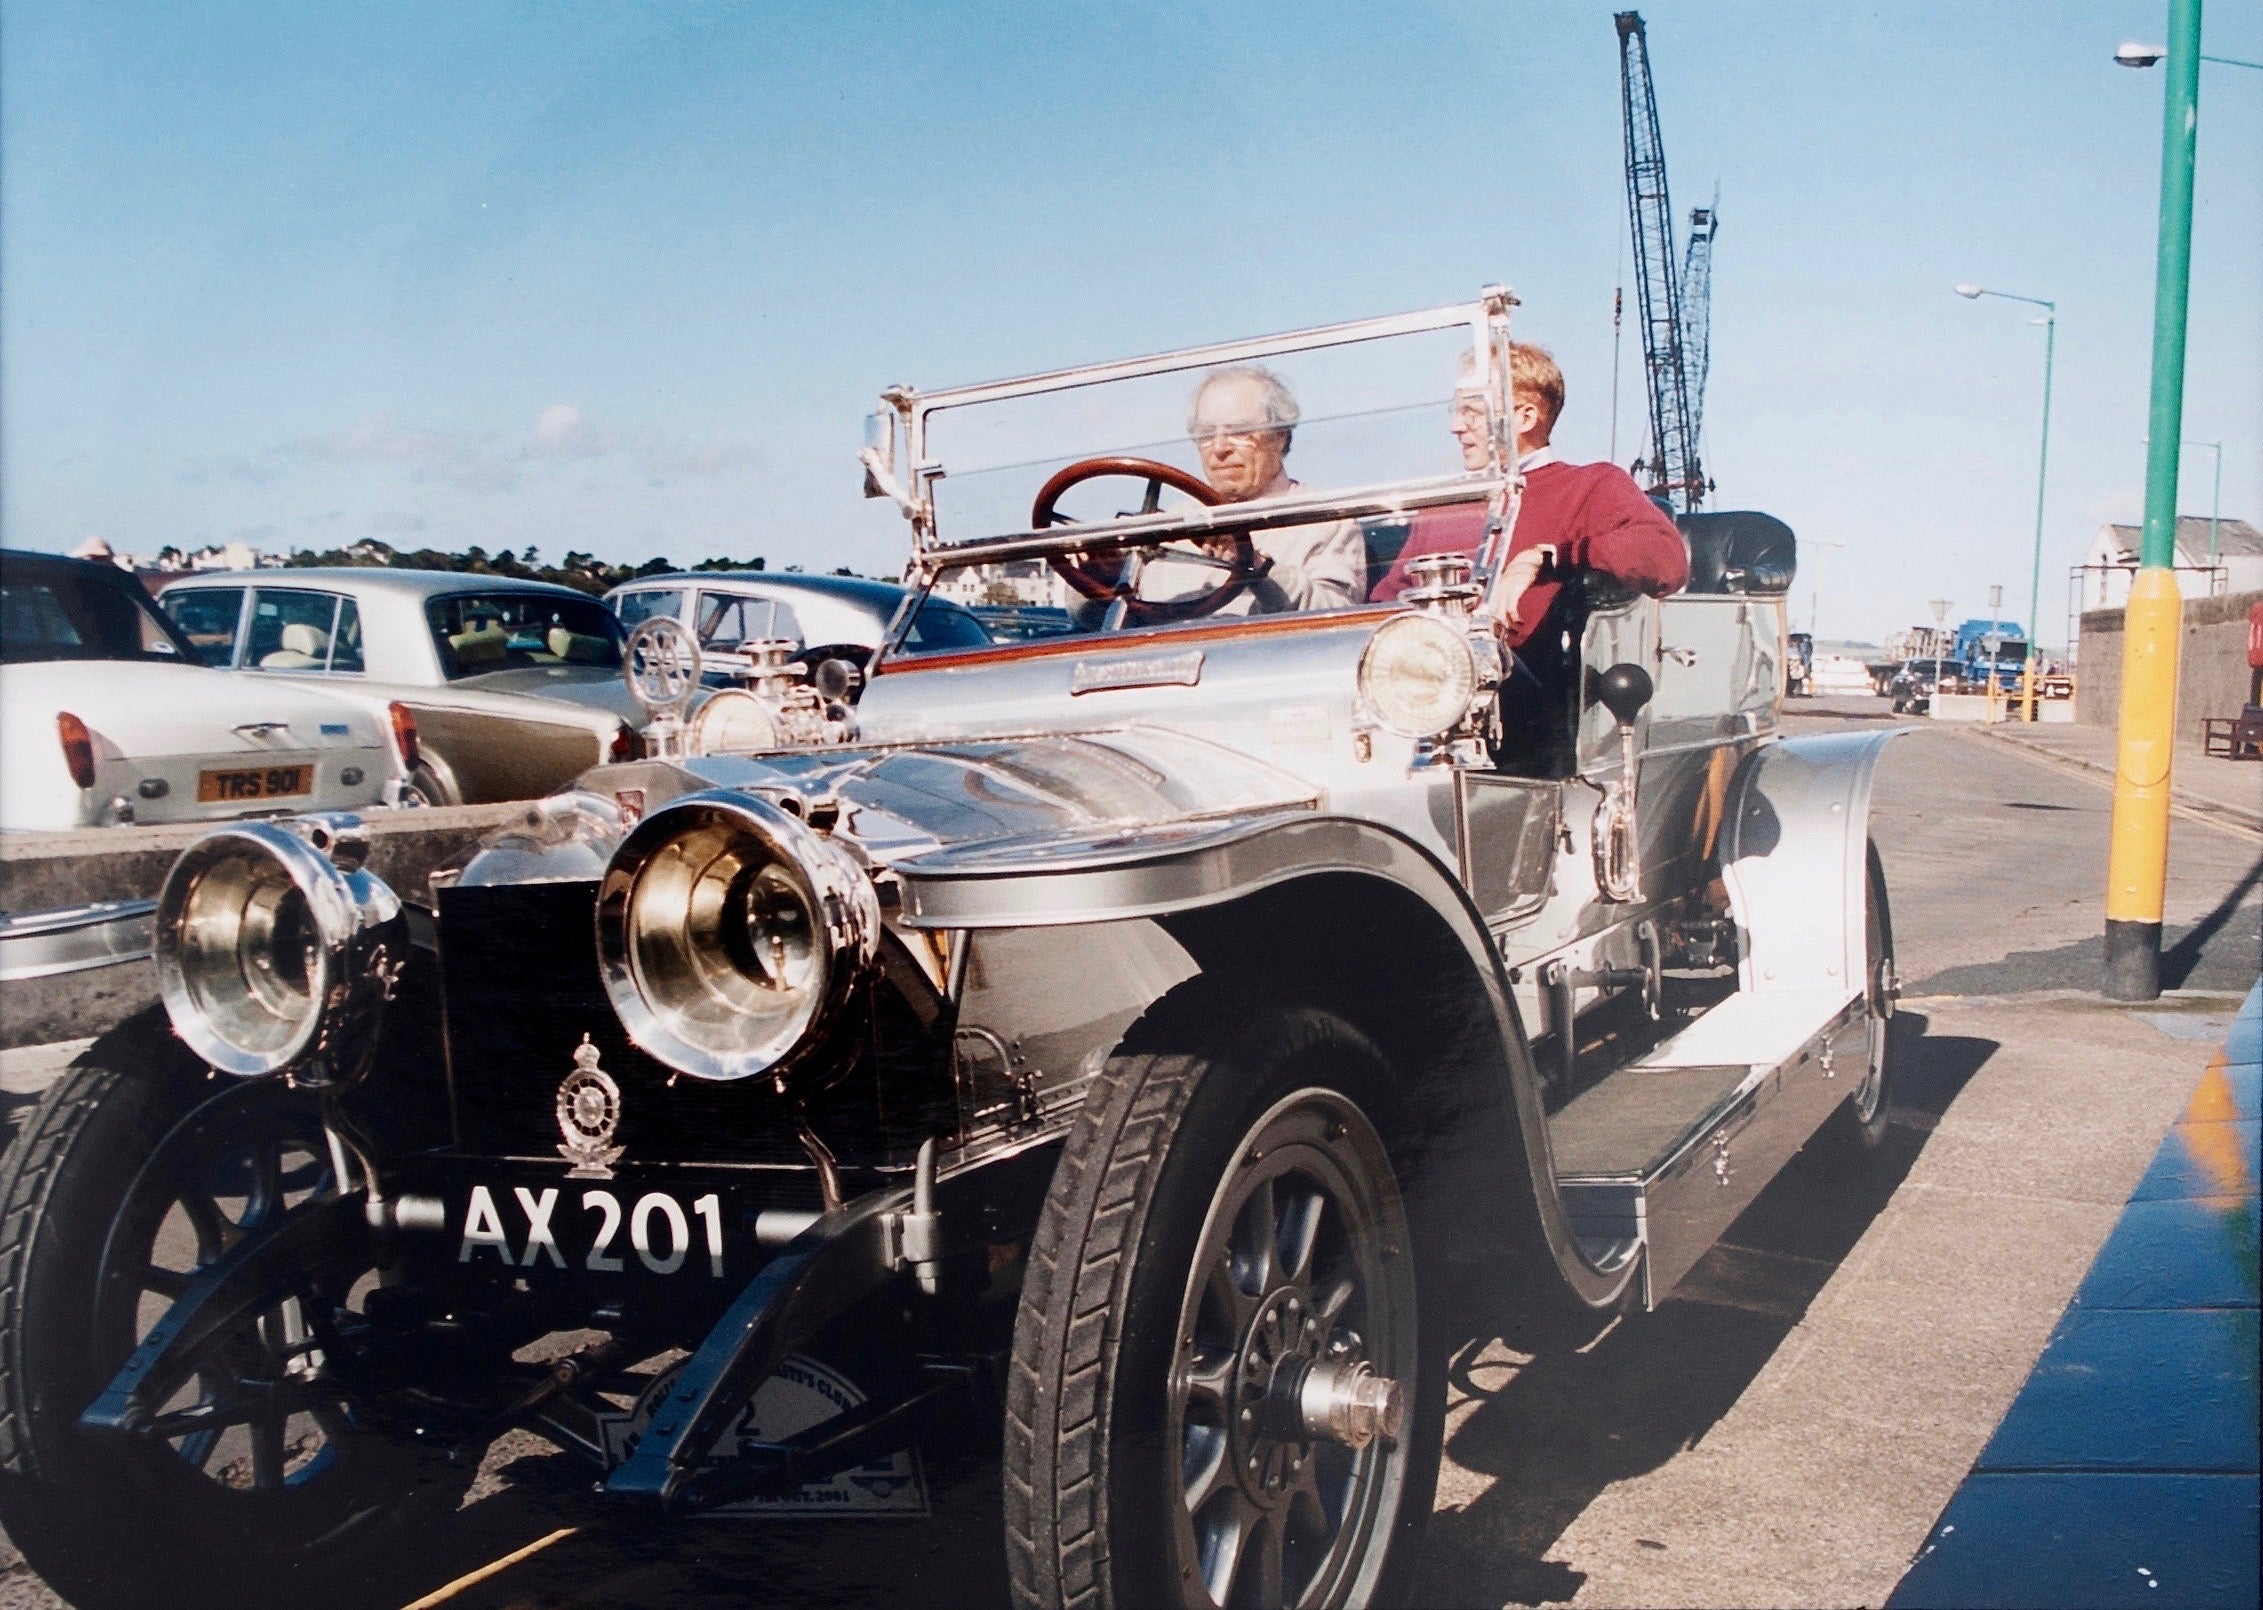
[56,712,96,790]
[609,722,640,763]
[387,702,420,773]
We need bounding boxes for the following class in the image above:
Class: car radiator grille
[436,881,945,1177]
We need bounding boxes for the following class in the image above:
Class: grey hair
[1188,364,1300,449]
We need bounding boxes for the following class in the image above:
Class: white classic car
[604,569,992,683]
[159,569,652,805]
[0,551,403,831]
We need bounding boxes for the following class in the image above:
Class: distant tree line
[282,541,869,595]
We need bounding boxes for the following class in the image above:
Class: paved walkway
[1887,983,2261,1609]
[1966,718,2263,834]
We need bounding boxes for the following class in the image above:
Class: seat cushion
[450,624,510,667]
[1676,511,1797,595]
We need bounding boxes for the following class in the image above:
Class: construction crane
[1613,11,1715,511]
[1681,191,1720,452]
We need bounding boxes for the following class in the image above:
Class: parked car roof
[163,567,602,603]
[2,550,201,665]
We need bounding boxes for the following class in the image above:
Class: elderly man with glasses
[1134,365,1367,615]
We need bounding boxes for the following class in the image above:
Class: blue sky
[3,0,2256,643]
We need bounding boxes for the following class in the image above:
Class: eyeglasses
[1450,397,1495,426]
[1190,421,1275,445]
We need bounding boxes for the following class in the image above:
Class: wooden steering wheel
[1030,456,1257,624]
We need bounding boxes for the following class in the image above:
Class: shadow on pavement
[1909,858,2263,998]
[1413,1012,1995,1609]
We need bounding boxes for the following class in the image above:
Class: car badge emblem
[556,1035,627,1179]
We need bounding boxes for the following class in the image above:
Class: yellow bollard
[2103,567,2182,998]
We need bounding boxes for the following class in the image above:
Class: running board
[1555,989,1869,1309]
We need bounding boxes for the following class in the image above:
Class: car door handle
[1660,647,1698,667]
[234,721,291,737]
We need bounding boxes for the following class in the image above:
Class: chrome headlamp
[154,816,407,1081]
[1358,613,1484,739]
[595,790,881,1084]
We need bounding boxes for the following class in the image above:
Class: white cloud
[290,414,521,493]
[641,435,761,484]
[527,403,615,459]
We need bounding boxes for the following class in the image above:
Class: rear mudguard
[1721,729,1904,1000]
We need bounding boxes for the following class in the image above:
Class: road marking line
[401,1528,580,1609]
[1954,727,2262,844]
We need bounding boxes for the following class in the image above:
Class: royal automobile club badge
[556,1035,627,1179]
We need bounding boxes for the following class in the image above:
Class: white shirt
[1133,482,1367,614]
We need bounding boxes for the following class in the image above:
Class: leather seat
[1675,511,1797,596]
[259,621,330,669]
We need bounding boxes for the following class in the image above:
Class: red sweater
[1370,460,1690,646]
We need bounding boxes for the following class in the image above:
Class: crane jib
[1614,12,1715,513]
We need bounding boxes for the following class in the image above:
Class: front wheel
[0,1060,460,1609]
[1005,1003,1442,1610]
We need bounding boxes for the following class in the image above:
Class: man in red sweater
[1370,343,1688,647]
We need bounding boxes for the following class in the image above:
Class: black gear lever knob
[1594,662,1654,726]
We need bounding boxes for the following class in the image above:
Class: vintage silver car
[158,569,648,805]
[0,291,1895,1610]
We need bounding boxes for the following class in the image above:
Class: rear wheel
[1839,839,1898,1148]
[0,1062,456,1609]
[1005,1002,1443,1610]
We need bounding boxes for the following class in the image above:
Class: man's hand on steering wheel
[1030,455,1259,624]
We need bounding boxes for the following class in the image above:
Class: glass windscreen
[919,323,1497,548]
[426,591,625,679]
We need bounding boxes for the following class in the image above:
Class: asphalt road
[2,696,2254,1609]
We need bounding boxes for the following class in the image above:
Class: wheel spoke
[244,1141,284,1229]
[1182,1427,1232,1517]
[1200,1491,1253,1606]
[1243,1508,1287,1609]
[249,1411,287,1489]
[1183,1352,1235,1417]
[1314,1275,1356,1331]
[1288,1467,1334,1549]
[1279,1188,1323,1290]
[1208,1251,1257,1338]
[176,1189,237,1259]
[177,1425,222,1474]
[1240,1176,1278,1297]
[143,1263,192,1299]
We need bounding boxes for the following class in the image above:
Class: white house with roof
[2077,516,2263,611]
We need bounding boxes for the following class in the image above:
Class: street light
[1952,283,2057,721]
[2116,38,2263,70]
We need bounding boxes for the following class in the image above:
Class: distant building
[930,557,1071,609]
[2076,517,2263,611]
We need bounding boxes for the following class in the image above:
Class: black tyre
[1005,1001,1443,1610]
[0,1060,455,1609]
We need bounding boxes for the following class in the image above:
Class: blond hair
[1458,341,1566,439]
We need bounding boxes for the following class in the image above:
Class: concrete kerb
[0,802,524,1052]
[1959,723,2263,838]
